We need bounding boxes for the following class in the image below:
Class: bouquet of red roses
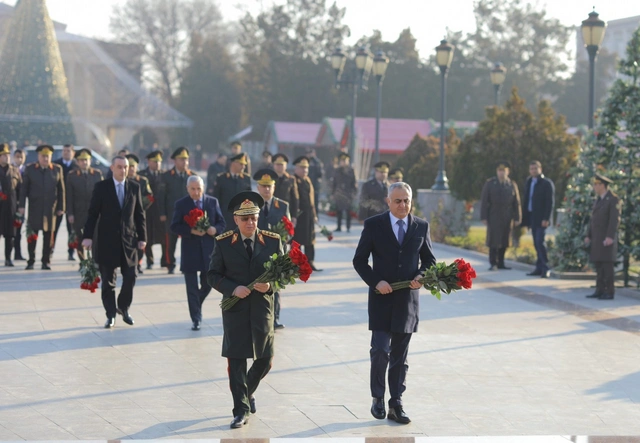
[375,258,477,299]
[0,192,7,201]
[271,216,295,242]
[184,208,210,232]
[26,225,38,243]
[220,241,312,311]
[13,212,23,229]
[79,251,100,293]
[318,224,334,241]
[68,229,79,250]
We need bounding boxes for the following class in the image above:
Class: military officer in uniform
[480,161,522,270]
[359,161,390,221]
[225,141,252,175]
[18,145,65,270]
[138,150,167,270]
[53,144,79,261]
[160,147,197,274]
[214,153,251,230]
[66,149,103,261]
[585,174,621,300]
[388,168,404,184]
[254,168,291,329]
[332,153,357,232]
[272,153,299,224]
[207,191,282,429]
[292,156,321,271]
[0,143,22,266]
[126,154,154,274]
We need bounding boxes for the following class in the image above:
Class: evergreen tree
[0,0,76,144]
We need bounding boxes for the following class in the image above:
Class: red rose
[328,234,334,241]
[290,240,301,250]
[282,216,295,236]
[288,246,307,266]
[298,262,313,282]
[148,195,155,203]
[0,192,7,201]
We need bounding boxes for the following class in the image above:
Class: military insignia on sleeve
[260,230,280,240]
[215,230,235,241]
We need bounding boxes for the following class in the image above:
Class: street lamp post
[331,47,374,160]
[581,9,607,129]
[372,50,389,165]
[490,62,507,106]
[432,39,455,191]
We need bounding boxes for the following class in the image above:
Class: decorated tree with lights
[0,0,76,144]
[551,26,640,285]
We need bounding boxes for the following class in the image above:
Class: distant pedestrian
[306,148,323,215]
[206,152,228,195]
[53,144,79,261]
[359,161,390,221]
[332,153,357,233]
[0,144,22,266]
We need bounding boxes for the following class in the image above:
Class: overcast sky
[4,0,640,58]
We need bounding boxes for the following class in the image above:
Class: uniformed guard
[0,143,22,266]
[138,150,167,270]
[292,156,321,271]
[126,154,154,274]
[214,153,251,230]
[480,161,522,270]
[584,174,621,300]
[388,167,404,184]
[160,147,197,274]
[332,152,357,232]
[207,191,282,429]
[272,153,299,223]
[53,144,79,261]
[66,149,103,262]
[254,168,291,330]
[18,145,65,270]
[359,161,390,221]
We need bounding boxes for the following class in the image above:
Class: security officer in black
[359,161,390,220]
[214,153,251,230]
[126,154,154,274]
[160,147,197,274]
[138,150,167,269]
[272,154,299,223]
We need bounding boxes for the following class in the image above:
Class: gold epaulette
[260,230,280,239]
[216,230,235,241]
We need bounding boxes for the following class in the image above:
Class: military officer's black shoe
[586,293,602,298]
[104,318,115,328]
[371,398,385,419]
[387,405,411,424]
[250,396,256,413]
[168,267,175,274]
[25,263,34,270]
[41,264,51,270]
[599,294,614,300]
[230,413,248,429]
[5,260,14,267]
[541,270,551,278]
[191,321,200,331]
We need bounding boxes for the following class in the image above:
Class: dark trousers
[145,241,168,267]
[594,261,615,296]
[489,247,507,266]
[184,271,212,322]
[165,232,179,269]
[370,330,412,407]
[302,244,315,262]
[274,292,281,322]
[53,214,74,256]
[99,253,137,319]
[14,229,23,259]
[336,210,351,231]
[27,230,52,265]
[531,226,549,272]
[2,235,14,261]
[228,357,273,417]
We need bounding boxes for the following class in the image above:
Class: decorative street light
[432,39,455,191]
[490,62,507,106]
[372,50,389,165]
[581,8,607,129]
[330,46,374,160]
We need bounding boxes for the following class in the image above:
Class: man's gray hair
[387,181,412,198]
[187,175,204,187]
[112,155,127,165]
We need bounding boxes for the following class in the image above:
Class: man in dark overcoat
[206,152,228,195]
[138,150,167,270]
[66,149,103,261]
[521,160,555,278]
[82,156,146,328]
[480,161,522,270]
[584,174,621,300]
[292,156,321,271]
[272,153,299,224]
[19,145,65,270]
[0,143,22,266]
[332,153,357,232]
[207,191,282,429]
[126,154,154,274]
[160,147,197,274]
[213,153,251,230]
[353,182,436,425]
[11,149,26,261]
[170,175,225,330]
[254,168,291,330]
[53,144,79,261]
[359,161,390,221]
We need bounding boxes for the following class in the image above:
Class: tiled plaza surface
[1,215,640,440]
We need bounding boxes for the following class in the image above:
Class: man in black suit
[353,182,436,425]
[521,160,555,278]
[53,144,79,261]
[82,156,147,329]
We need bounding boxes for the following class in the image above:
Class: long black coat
[480,177,521,248]
[274,172,299,218]
[66,168,103,235]
[138,168,166,245]
[213,172,251,230]
[160,168,196,231]
[292,175,316,246]
[0,164,21,237]
[19,163,65,232]
[353,212,436,333]
[358,178,388,220]
[332,166,357,211]
[207,229,282,359]
[83,179,146,268]
[521,174,555,228]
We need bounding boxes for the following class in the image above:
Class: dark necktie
[263,202,269,218]
[244,238,253,260]
[195,200,201,209]
[397,219,405,244]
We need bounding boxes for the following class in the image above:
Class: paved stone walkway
[1,215,640,440]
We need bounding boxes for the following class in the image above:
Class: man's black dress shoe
[250,396,256,414]
[599,294,614,300]
[387,405,411,424]
[41,264,51,270]
[146,264,153,270]
[488,265,498,271]
[586,293,602,298]
[117,308,134,325]
[5,260,14,267]
[68,253,76,261]
[334,228,342,232]
[191,321,200,331]
[527,270,542,276]
[168,267,175,274]
[230,413,248,429]
[14,255,25,261]
[104,318,115,329]
[25,264,34,270]
[497,264,511,270]
[541,270,551,278]
[274,321,285,330]
[310,262,323,272]
[137,265,144,274]
[370,398,385,419]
